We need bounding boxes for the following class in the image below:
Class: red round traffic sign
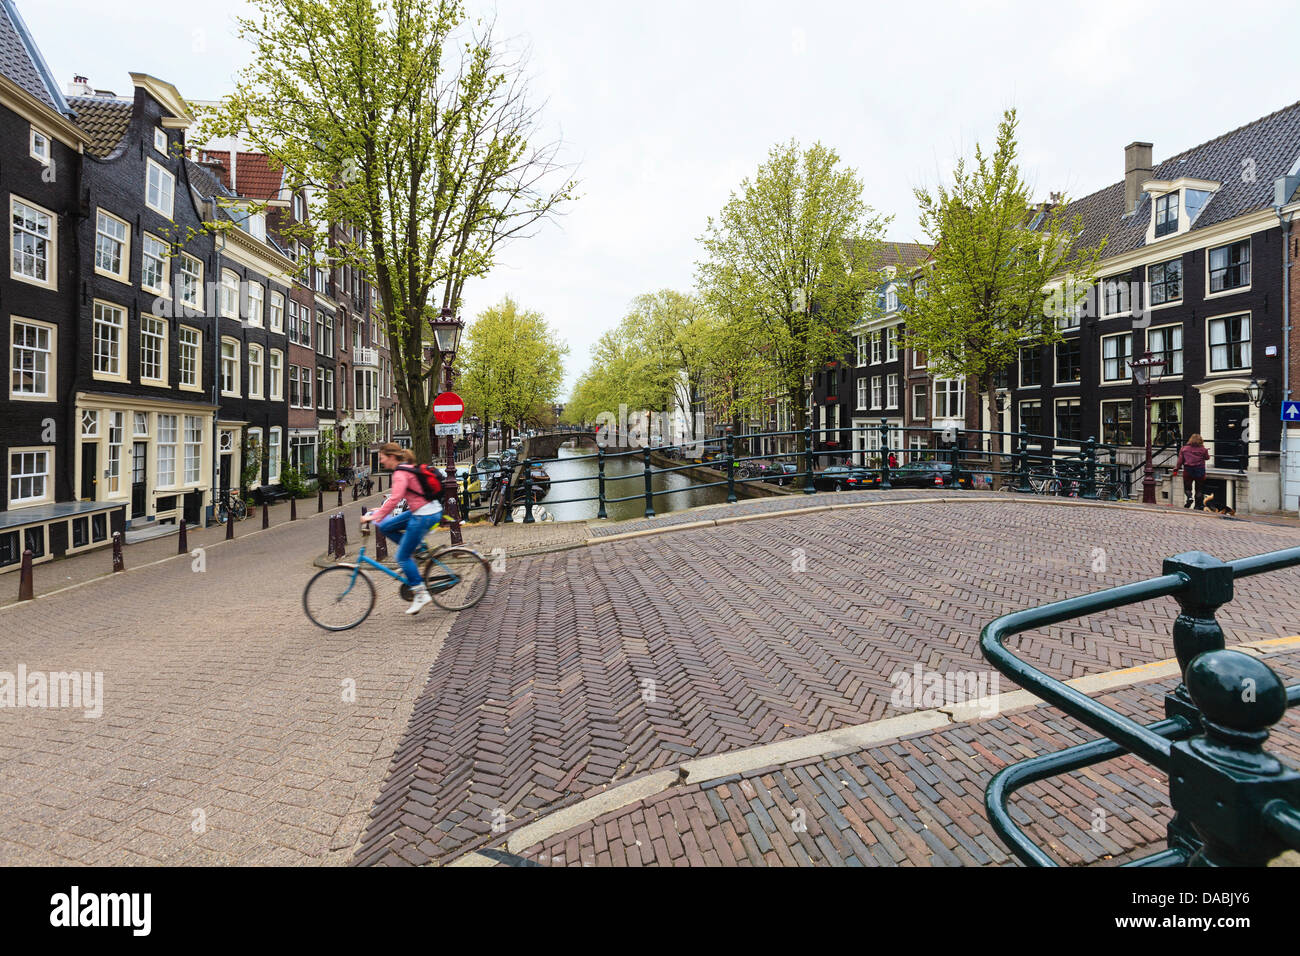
[432,391,465,424]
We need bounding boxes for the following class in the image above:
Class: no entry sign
[433,392,464,425]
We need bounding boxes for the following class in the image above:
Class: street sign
[433,392,465,425]
[1282,401,1300,423]
[434,423,463,437]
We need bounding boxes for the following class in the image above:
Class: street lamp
[429,305,466,544]
[1246,376,1264,408]
[1131,350,1166,505]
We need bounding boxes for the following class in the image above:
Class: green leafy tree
[696,140,890,453]
[898,109,1104,471]
[202,0,576,463]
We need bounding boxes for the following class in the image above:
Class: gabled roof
[69,94,133,157]
[876,241,931,270]
[0,0,70,115]
[189,149,285,201]
[1058,100,1300,261]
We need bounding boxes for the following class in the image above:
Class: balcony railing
[353,346,378,366]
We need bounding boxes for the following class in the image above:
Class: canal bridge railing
[980,546,1300,867]
[453,421,1137,524]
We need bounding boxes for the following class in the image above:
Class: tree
[897,109,1104,472]
[696,140,890,453]
[203,0,576,463]
[456,297,567,439]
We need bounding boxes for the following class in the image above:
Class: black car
[813,466,857,491]
[887,461,972,489]
[842,468,881,490]
[764,462,801,486]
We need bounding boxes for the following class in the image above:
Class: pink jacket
[369,467,432,522]
[1177,445,1210,470]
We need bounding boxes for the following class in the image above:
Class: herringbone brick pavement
[352,499,1300,865]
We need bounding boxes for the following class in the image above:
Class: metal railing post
[597,446,608,520]
[953,428,964,488]
[879,417,892,490]
[1083,436,1098,499]
[642,446,656,518]
[803,426,815,495]
[523,459,536,523]
[1016,425,1032,493]
[726,431,737,503]
[1108,446,1119,500]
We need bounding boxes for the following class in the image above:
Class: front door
[81,444,97,500]
[1213,399,1248,470]
[131,442,147,518]
[219,454,233,494]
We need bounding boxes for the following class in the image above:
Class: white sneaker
[405,584,432,615]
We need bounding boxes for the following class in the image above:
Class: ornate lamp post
[429,305,465,545]
[1131,350,1166,505]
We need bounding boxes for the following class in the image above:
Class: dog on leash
[1200,492,1236,517]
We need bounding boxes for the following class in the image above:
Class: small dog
[1200,492,1236,517]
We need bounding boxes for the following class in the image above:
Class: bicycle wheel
[423,547,491,611]
[489,486,507,525]
[303,565,376,631]
[234,498,249,520]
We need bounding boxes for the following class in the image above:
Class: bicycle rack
[980,546,1300,866]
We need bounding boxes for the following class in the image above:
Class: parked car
[813,466,857,491]
[888,461,973,489]
[764,462,801,486]
[842,468,881,490]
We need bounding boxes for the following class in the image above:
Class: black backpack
[396,463,443,500]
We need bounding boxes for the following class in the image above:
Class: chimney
[66,74,93,97]
[1125,141,1153,215]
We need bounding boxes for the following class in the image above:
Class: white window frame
[855,335,867,367]
[1206,239,1251,298]
[1054,397,1083,448]
[870,332,882,365]
[133,411,149,438]
[94,209,131,283]
[92,300,127,382]
[871,375,883,410]
[1206,312,1251,375]
[156,414,178,488]
[1101,276,1132,318]
[140,314,167,384]
[153,127,168,155]
[10,196,56,290]
[269,292,284,333]
[268,427,282,483]
[81,409,99,439]
[248,344,263,400]
[1146,323,1184,378]
[10,316,55,401]
[1147,257,1183,310]
[1100,331,1132,385]
[1054,337,1081,386]
[29,127,50,165]
[141,233,170,296]
[8,446,53,508]
[106,410,125,495]
[933,378,965,420]
[220,337,241,396]
[886,373,899,409]
[1100,398,1134,447]
[269,349,283,401]
[220,270,241,319]
[178,254,202,310]
[183,415,203,485]
[885,327,898,363]
[246,281,264,327]
[178,325,201,391]
[856,376,869,410]
[145,159,175,219]
[912,382,927,421]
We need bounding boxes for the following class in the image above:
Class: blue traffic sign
[1283,401,1300,423]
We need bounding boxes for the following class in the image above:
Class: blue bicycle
[302,538,491,630]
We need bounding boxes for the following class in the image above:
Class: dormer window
[30,127,50,164]
[154,128,168,155]
[1154,193,1178,237]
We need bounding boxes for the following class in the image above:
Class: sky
[19,0,1299,397]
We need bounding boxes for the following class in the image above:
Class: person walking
[1172,433,1210,510]
[360,442,444,614]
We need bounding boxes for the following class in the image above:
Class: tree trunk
[985,375,1003,479]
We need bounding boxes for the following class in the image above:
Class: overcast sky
[21,0,1297,396]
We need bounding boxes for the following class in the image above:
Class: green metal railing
[980,546,1300,866]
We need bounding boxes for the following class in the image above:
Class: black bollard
[337,485,343,508]
[290,496,298,521]
[334,515,346,559]
[328,514,339,558]
[112,532,125,572]
[262,501,269,529]
[352,482,358,501]
[178,519,188,555]
[226,504,235,540]
[18,548,33,601]
[375,522,388,561]
[339,512,348,547]
[318,486,324,513]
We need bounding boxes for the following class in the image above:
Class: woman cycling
[359,442,443,615]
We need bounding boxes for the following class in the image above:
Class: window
[855,335,867,366]
[856,377,869,410]
[221,338,240,395]
[146,159,175,218]
[317,367,326,409]
[178,326,200,388]
[248,345,263,400]
[106,411,124,493]
[871,332,882,365]
[1185,189,1213,225]
[12,198,54,286]
[11,318,53,399]
[1208,314,1250,372]
[184,416,202,484]
[141,234,169,295]
[157,414,177,486]
[1147,325,1183,376]
[140,315,166,383]
[934,378,964,419]
[1148,258,1182,306]
[269,293,284,332]
[912,383,927,420]
[289,365,300,407]
[1019,400,1042,437]
[292,193,305,222]
[94,210,129,281]
[301,365,312,407]
[93,301,125,378]
[885,327,898,362]
[1101,400,1133,446]
[871,375,883,409]
[316,311,325,352]
[9,448,51,505]
[886,373,899,409]
[154,128,168,154]
[1101,332,1132,383]
[81,409,98,438]
[133,412,148,437]
[1019,347,1041,387]
[221,270,240,319]
[30,127,50,164]
[247,282,264,326]
[1055,399,1082,444]
[1055,338,1081,384]
[1208,240,1250,293]
[269,350,283,401]
[1155,193,1179,237]
[1102,276,1131,316]
[246,428,264,486]
[913,346,926,369]
[1151,399,1182,447]
[268,428,282,483]
[178,254,202,310]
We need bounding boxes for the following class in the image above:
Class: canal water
[533,445,731,522]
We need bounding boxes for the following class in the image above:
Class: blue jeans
[376,509,440,586]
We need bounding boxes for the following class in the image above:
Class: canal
[530,445,732,522]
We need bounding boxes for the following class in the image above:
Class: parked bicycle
[215,488,248,523]
[302,539,491,630]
